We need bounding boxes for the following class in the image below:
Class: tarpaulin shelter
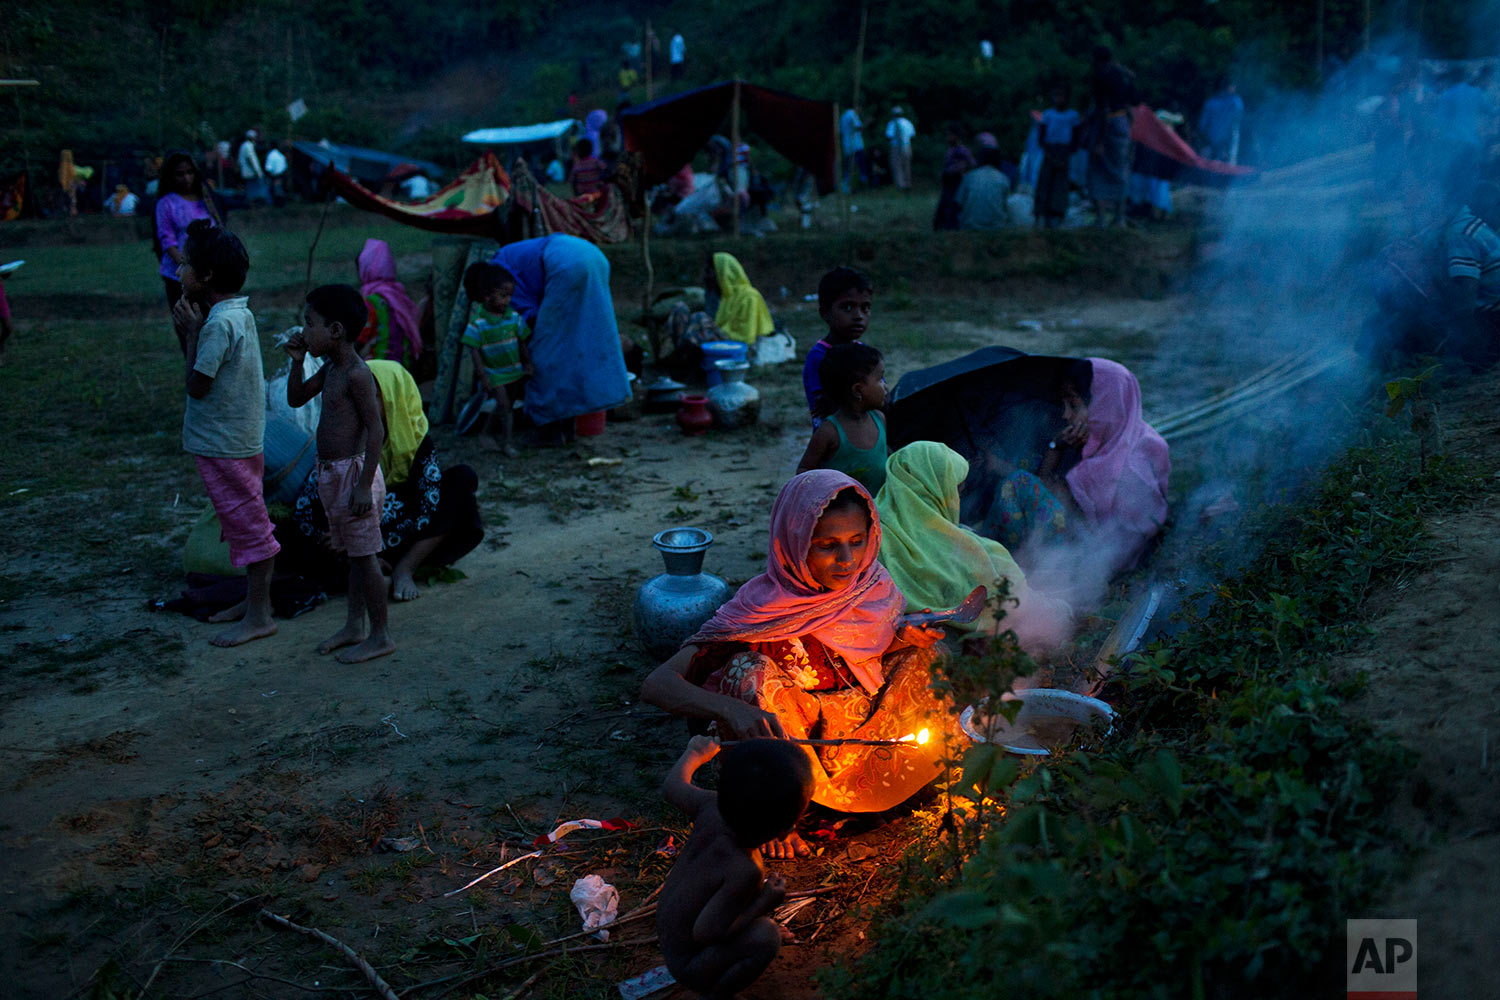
[620,81,838,193]
[462,119,579,147]
[1129,104,1256,187]
[323,152,512,237]
[292,140,441,187]
[509,156,634,245]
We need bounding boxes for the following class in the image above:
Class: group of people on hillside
[47,130,288,226]
[575,27,689,110]
[1353,60,1500,370]
[198,129,291,206]
[839,46,1249,232]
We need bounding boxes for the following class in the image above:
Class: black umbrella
[888,346,1091,515]
[889,346,1090,452]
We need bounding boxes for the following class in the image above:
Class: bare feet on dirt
[209,618,277,647]
[335,633,396,664]
[761,831,810,860]
[207,599,247,624]
[391,573,421,602]
[316,623,367,655]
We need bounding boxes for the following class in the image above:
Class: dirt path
[1339,369,1500,1000]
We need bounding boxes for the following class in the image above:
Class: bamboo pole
[645,20,654,101]
[1315,0,1325,83]
[834,101,849,236]
[641,187,656,359]
[852,3,868,116]
[730,78,741,238]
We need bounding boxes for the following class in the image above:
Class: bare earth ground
[1,205,1492,998]
[0,277,1214,999]
[1341,368,1500,1000]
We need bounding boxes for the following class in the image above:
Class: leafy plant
[825,437,1472,999]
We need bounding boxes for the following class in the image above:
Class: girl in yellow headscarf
[59,150,79,216]
[710,252,774,345]
[292,361,483,602]
[876,441,1070,651]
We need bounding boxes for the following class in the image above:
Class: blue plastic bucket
[701,341,748,386]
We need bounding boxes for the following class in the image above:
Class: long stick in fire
[720,729,932,749]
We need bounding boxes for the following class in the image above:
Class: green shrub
[825,439,1473,999]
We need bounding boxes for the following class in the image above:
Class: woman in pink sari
[641,471,949,850]
[1063,358,1171,568]
[355,238,423,368]
[983,357,1170,576]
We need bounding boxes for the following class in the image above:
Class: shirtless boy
[657,736,813,999]
[285,284,396,663]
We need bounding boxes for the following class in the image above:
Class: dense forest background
[4,0,1497,180]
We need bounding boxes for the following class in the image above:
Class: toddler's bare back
[657,807,765,968]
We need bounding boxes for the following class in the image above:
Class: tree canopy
[3,0,1493,177]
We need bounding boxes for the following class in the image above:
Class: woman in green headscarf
[876,441,1070,651]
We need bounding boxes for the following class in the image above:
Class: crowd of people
[1366,66,1500,370]
[61,44,1500,1000]
[160,168,1169,988]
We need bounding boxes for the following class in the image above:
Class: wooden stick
[644,20,653,102]
[137,897,257,997]
[851,3,867,116]
[303,195,332,299]
[719,736,926,748]
[730,78,741,238]
[258,906,400,1000]
[505,970,542,1000]
[429,937,659,999]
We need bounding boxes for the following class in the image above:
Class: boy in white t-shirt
[173,220,280,647]
[886,106,916,190]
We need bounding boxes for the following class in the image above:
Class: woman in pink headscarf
[355,238,423,368]
[982,357,1169,576]
[641,471,949,848]
[1063,358,1170,565]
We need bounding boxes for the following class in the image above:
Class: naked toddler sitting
[656,736,813,999]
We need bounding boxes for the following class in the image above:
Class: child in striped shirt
[462,263,532,455]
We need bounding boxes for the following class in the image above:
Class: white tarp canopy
[461,119,579,145]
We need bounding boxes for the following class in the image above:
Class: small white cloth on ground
[570,875,620,941]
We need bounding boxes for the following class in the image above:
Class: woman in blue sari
[490,234,632,438]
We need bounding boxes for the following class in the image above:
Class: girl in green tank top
[796,343,889,496]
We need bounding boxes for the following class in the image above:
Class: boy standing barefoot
[657,736,813,999]
[174,220,279,647]
[286,284,396,663]
[460,262,530,456]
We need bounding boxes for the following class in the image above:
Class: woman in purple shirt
[153,153,220,348]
